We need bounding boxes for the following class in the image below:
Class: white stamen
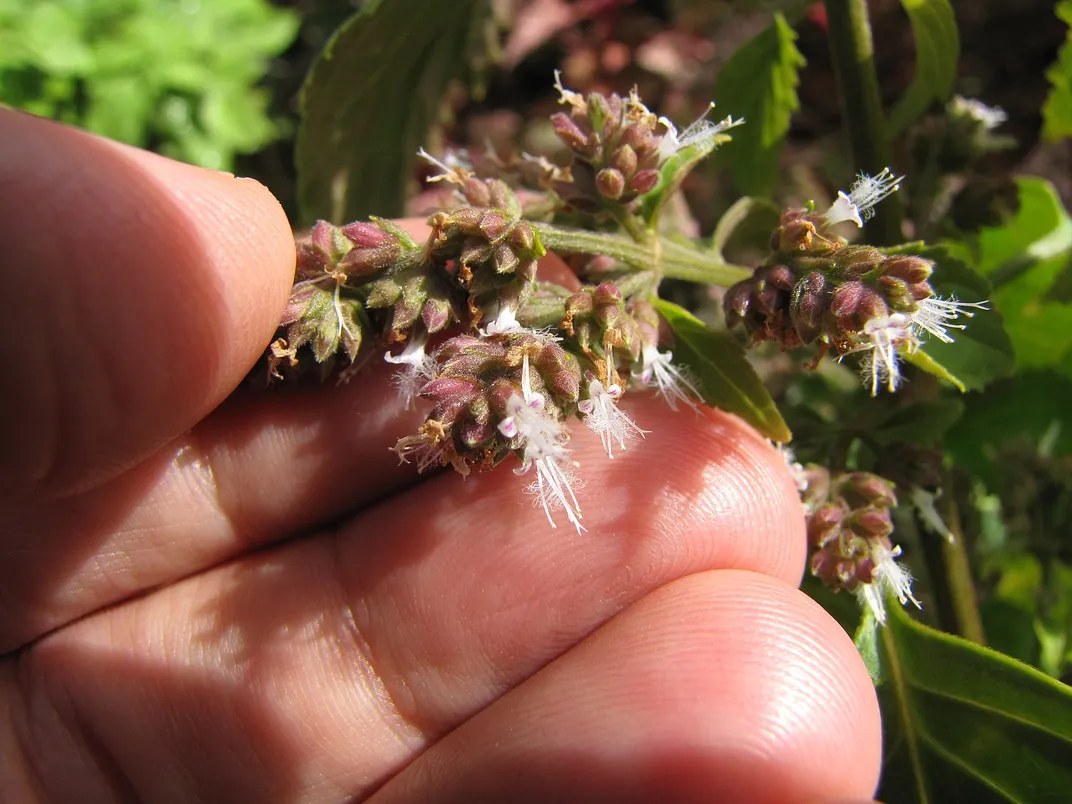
[856,543,921,625]
[498,354,584,532]
[657,106,743,163]
[580,360,648,458]
[638,345,703,411]
[824,168,904,228]
[860,313,914,395]
[384,331,435,410]
[910,296,989,344]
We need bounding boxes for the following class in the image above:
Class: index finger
[0,108,295,500]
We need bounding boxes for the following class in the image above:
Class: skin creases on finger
[372,570,882,804]
[12,400,809,803]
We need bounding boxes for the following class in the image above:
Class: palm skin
[0,107,881,803]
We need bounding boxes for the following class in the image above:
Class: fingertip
[0,109,295,496]
[379,570,882,803]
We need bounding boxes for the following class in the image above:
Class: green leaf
[909,244,1015,391]
[876,599,1072,803]
[1042,1,1072,142]
[296,0,491,225]
[711,13,805,196]
[887,0,959,134]
[944,371,1072,487]
[652,299,791,442]
[868,398,965,447]
[975,178,1072,372]
[709,196,780,260]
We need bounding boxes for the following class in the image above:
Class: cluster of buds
[550,71,741,209]
[725,169,988,394]
[390,285,699,531]
[268,219,412,377]
[803,465,920,624]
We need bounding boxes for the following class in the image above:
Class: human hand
[0,108,881,803]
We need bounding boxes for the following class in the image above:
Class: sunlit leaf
[1042,1,1072,142]
[653,299,790,442]
[974,178,1072,371]
[711,13,805,195]
[888,0,959,133]
[296,0,492,224]
[874,599,1072,803]
[909,244,1014,391]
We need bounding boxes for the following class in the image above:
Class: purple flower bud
[479,211,510,242]
[462,177,492,207]
[488,377,524,420]
[340,221,393,249]
[791,271,829,344]
[829,281,865,320]
[536,342,581,402]
[337,242,401,277]
[840,472,897,509]
[846,507,894,540]
[450,208,484,236]
[487,179,516,210]
[422,297,453,333]
[460,237,494,270]
[566,290,595,318]
[493,243,519,274]
[610,143,638,176]
[596,168,626,200]
[881,255,933,284]
[593,282,623,306]
[628,169,660,196]
[280,284,317,325]
[422,377,484,424]
[552,112,592,153]
[835,246,884,280]
[723,280,753,326]
[807,502,846,548]
[908,282,933,301]
[509,222,537,254]
[766,264,797,292]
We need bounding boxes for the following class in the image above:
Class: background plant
[0,0,299,171]
[6,1,1072,800]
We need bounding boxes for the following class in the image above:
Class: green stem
[939,476,987,645]
[823,0,904,246]
[532,221,751,286]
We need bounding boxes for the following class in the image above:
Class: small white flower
[858,313,915,395]
[579,365,648,458]
[910,296,989,344]
[482,305,523,336]
[498,354,584,532]
[384,330,435,410]
[657,106,743,163]
[856,542,922,625]
[950,95,1007,130]
[638,344,703,411]
[824,168,904,228]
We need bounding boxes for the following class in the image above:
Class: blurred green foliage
[0,0,300,171]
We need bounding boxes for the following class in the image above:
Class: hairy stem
[823,0,904,246]
[533,221,751,286]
